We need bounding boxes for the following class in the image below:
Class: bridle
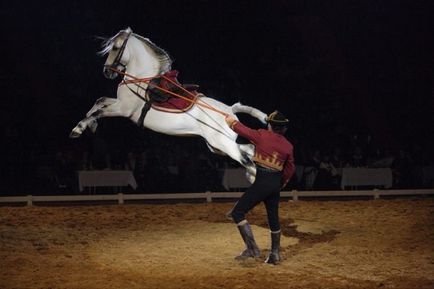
[104,30,132,72]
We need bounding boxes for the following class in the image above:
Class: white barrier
[0,189,433,206]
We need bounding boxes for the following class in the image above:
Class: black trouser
[231,167,282,232]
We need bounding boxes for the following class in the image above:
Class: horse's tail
[231,102,268,124]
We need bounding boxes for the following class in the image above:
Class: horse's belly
[142,109,200,136]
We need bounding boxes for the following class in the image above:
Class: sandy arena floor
[0,198,433,289]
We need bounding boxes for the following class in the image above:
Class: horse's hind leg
[69,97,120,138]
[205,137,257,183]
[239,144,257,183]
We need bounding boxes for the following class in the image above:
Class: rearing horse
[70,27,268,182]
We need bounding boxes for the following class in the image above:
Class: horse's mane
[98,31,173,73]
[133,34,173,73]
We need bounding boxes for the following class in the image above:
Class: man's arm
[225,115,261,143]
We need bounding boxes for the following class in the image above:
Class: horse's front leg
[69,97,119,138]
[85,97,118,118]
[69,115,99,138]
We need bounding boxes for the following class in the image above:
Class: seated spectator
[133,151,148,192]
[54,150,78,194]
[331,147,344,168]
[303,149,321,190]
[350,146,366,167]
[125,151,137,171]
[369,147,395,168]
[315,154,339,190]
[392,149,415,189]
[79,150,92,170]
[91,136,111,170]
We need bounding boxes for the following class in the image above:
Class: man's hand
[225,115,235,123]
[225,115,237,129]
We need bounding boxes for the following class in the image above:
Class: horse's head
[100,27,133,79]
[99,28,173,80]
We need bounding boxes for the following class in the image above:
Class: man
[225,110,295,265]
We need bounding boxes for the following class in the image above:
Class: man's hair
[267,110,289,134]
[270,123,287,134]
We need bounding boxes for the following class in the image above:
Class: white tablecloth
[222,168,251,190]
[78,170,138,192]
[340,168,393,189]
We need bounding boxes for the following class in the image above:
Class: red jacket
[229,120,295,187]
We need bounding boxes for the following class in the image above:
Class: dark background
[1,0,433,194]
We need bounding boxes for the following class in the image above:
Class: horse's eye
[112,46,119,51]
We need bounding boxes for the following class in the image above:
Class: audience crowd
[3,125,432,196]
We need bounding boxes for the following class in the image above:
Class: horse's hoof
[246,172,255,184]
[69,129,82,138]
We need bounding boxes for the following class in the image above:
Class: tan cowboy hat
[266,110,289,125]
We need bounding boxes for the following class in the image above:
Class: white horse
[70,27,268,181]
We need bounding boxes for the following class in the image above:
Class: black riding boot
[265,230,281,265]
[235,222,261,260]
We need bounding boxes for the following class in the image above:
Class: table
[340,168,393,190]
[221,168,251,190]
[78,170,138,192]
